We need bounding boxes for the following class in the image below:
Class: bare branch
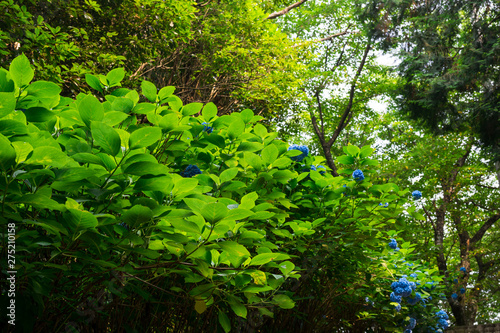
[327,41,371,147]
[293,30,361,48]
[266,0,308,20]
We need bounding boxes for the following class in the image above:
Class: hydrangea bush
[0,55,447,332]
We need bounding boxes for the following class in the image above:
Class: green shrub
[0,55,442,332]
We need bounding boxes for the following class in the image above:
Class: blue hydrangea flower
[394,303,401,312]
[390,292,402,303]
[453,278,458,284]
[406,318,417,330]
[202,122,213,134]
[460,287,466,294]
[460,267,467,273]
[181,164,202,178]
[391,277,413,297]
[406,292,422,305]
[451,293,458,299]
[410,273,417,278]
[436,310,449,320]
[288,144,309,162]
[352,169,364,181]
[438,318,449,329]
[310,165,317,171]
[316,165,326,175]
[412,190,422,200]
[388,238,398,250]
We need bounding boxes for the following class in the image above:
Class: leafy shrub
[1,55,444,332]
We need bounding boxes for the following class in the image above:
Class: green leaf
[71,153,104,166]
[337,155,355,165]
[12,141,32,164]
[85,74,103,93]
[19,193,66,211]
[205,134,225,148]
[129,127,162,149]
[202,102,218,120]
[220,168,238,183]
[23,107,55,122]
[170,219,201,234]
[0,120,28,136]
[79,95,104,128]
[158,86,175,101]
[0,69,15,92]
[106,68,125,86]
[218,310,231,333]
[228,297,247,319]
[135,175,173,193]
[91,122,121,156]
[0,92,16,118]
[240,109,254,123]
[64,209,98,232]
[278,261,295,276]
[219,241,250,267]
[123,162,168,176]
[273,294,295,309]
[103,111,129,127]
[262,144,279,165]
[227,118,245,140]
[122,205,153,228]
[346,145,360,157]
[141,80,157,103]
[201,202,228,223]
[182,102,203,116]
[250,253,289,266]
[9,54,34,87]
[240,192,258,210]
[0,134,16,170]
[111,97,134,113]
[360,145,374,158]
[25,147,71,168]
[244,152,262,171]
[26,81,61,107]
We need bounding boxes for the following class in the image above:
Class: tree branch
[327,41,371,147]
[470,212,500,244]
[266,0,308,20]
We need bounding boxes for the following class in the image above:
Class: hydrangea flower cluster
[352,169,364,181]
[181,164,202,178]
[388,238,400,251]
[460,287,466,294]
[460,267,467,273]
[288,144,309,162]
[379,202,389,208]
[434,310,449,331]
[412,190,422,200]
[391,277,417,299]
[404,317,417,332]
[451,293,458,300]
[202,122,213,134]
[316,165,326,175]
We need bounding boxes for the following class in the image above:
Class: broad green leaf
[159,113,178,131]
[12,141,32,164]
[170,218,201,234]
[0,134,16,170]
[201,202,228,223]
[0,92,16,118]
[244,152,262,171]
[26,81,61,107]
[220,167,238,183]
[71,153,105,166]
[346,145,360,157]
[337,155,355,165]
[240,109,254,123]
[135,175,173,193]
[172,178,199,195]
[205,134,225,148]
[106,68,125,86]
[0,69,15,92]
[262,144,279,165]
[360,145,374,158]
[122,205,153,228]
[202,102,218,120]
[19,193,66,211]
[194,298,207,314]
[228,297,247,319]
[141,80,157,102]
[273,294,295,309]
[278,261,295,276]
[227,118,245,140]
[111,97,134,113]
[218,241,250,258]
[0,120,28,136]
[123,161,168,176]
[9,54,34,87]
[85,74,103,92]
[78,95,104,128]
[158,86,175,101]
[103,111,129,127]
[181,102,203,116]
[25,147,72,168]
[240,192,258,210]
[23,107,55,122]
[183,198,207,214]
[132,102,156,115]
[218,310,231,333]
[250,253,289,266]
[65,209,98,230]
[237,142,264,152]
[241,285,273,293]
[129,127,162,149]
[91,122,121,156]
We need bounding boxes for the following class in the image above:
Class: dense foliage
[0,55,449,332]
